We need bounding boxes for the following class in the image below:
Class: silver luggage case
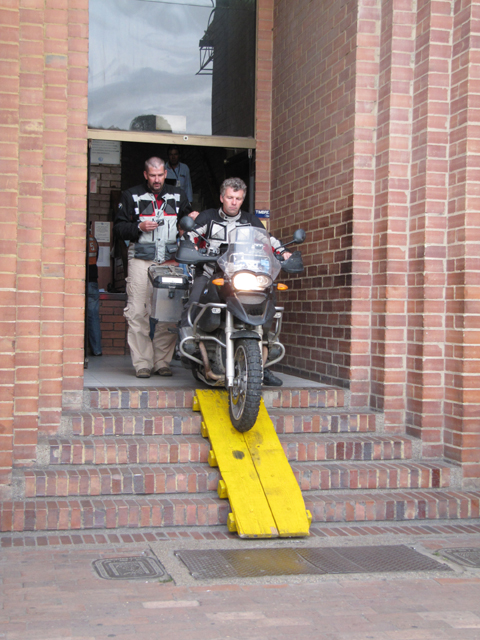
[148,264,189,323]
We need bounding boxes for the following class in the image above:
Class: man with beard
[114,157,197,378]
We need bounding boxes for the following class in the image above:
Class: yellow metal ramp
[194,389,311,538]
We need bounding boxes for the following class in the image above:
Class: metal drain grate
[175,545,451,580]
[438,548,480,568]
[93,556,170,581]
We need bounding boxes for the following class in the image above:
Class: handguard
[175,239,219,265]
[280,250,304,274]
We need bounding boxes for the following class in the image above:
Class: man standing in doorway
[114,157,196,378]
[166,145,193,204]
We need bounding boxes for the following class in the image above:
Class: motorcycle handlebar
[175,240,219,265]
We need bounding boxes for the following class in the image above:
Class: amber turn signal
[212,278,224,286]
[277,283,288,290]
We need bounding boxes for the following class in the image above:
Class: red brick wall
[370,0,416,429]
[445,0,480,486]
[270,0,357,387]
[270,0,480,486]
[0,1,89,496]
[0,0,273,495]
[89,163,121,224]
[255,0,275,212]
[406,0,452,454]
[349,0,380,411]
[2,0,480,496]
[99,294,128,355]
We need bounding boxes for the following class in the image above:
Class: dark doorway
[121,143,253,214]
[85,140,254,359]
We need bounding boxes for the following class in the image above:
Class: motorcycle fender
[230,330,261,340]
[226,297,276,327]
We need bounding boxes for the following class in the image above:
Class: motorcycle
[176,217,306,432]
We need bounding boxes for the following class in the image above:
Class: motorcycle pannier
[148,264,189,323]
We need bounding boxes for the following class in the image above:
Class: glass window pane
[88,0,256,138]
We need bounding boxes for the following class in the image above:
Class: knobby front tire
[229,339,263,432]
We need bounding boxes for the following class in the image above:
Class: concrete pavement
[3,521,480,639]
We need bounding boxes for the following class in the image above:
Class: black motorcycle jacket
[114,183,192,262]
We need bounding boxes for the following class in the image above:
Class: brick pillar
[13,1,47,469]
[0,3,20,496]
[0,1,89,497]
[445,0,480,487]
[255,0,274,212]
[407,0,453,456]
[350,0,381,408]
[61,2,89,412]
[370,0,416,431]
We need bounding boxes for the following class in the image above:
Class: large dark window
[88,0,256,138]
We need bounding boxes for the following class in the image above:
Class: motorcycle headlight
[232,272,272,291]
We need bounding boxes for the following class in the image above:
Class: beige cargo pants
[124,257,177,373]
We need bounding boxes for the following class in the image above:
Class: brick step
[23,459,456,498]
[0,496,229,532]
[292,461,455,491]
[270,408,376,434]
[281,434,414,461]
[2,489,480,532]
[263,387,346,409]
[45,432,406,467]
[23,462,458,498]
[305,490,480,522]
[23,465,219,498]
[85,387,196,411]
[65,407,374,438]
[67,409,202,437]
[46,435,210,465]
[84,385,345,411]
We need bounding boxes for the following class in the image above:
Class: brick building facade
[269,0,480,486]
[1,0,479,503]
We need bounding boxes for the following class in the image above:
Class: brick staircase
[2,383,480,533]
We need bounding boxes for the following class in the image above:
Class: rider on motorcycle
[179,177,291,386]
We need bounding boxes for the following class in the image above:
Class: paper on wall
[97,246,111,267]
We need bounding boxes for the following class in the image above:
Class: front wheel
[229,339,263,432]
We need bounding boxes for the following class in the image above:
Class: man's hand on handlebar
[275,249,292,261]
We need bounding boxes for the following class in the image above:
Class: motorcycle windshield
[217,225,281,280]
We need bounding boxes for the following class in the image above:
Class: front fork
[225,311,235,387]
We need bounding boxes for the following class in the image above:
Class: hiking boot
[263,368,283,387]
[136,368,151,379]
[155,366,173,377]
